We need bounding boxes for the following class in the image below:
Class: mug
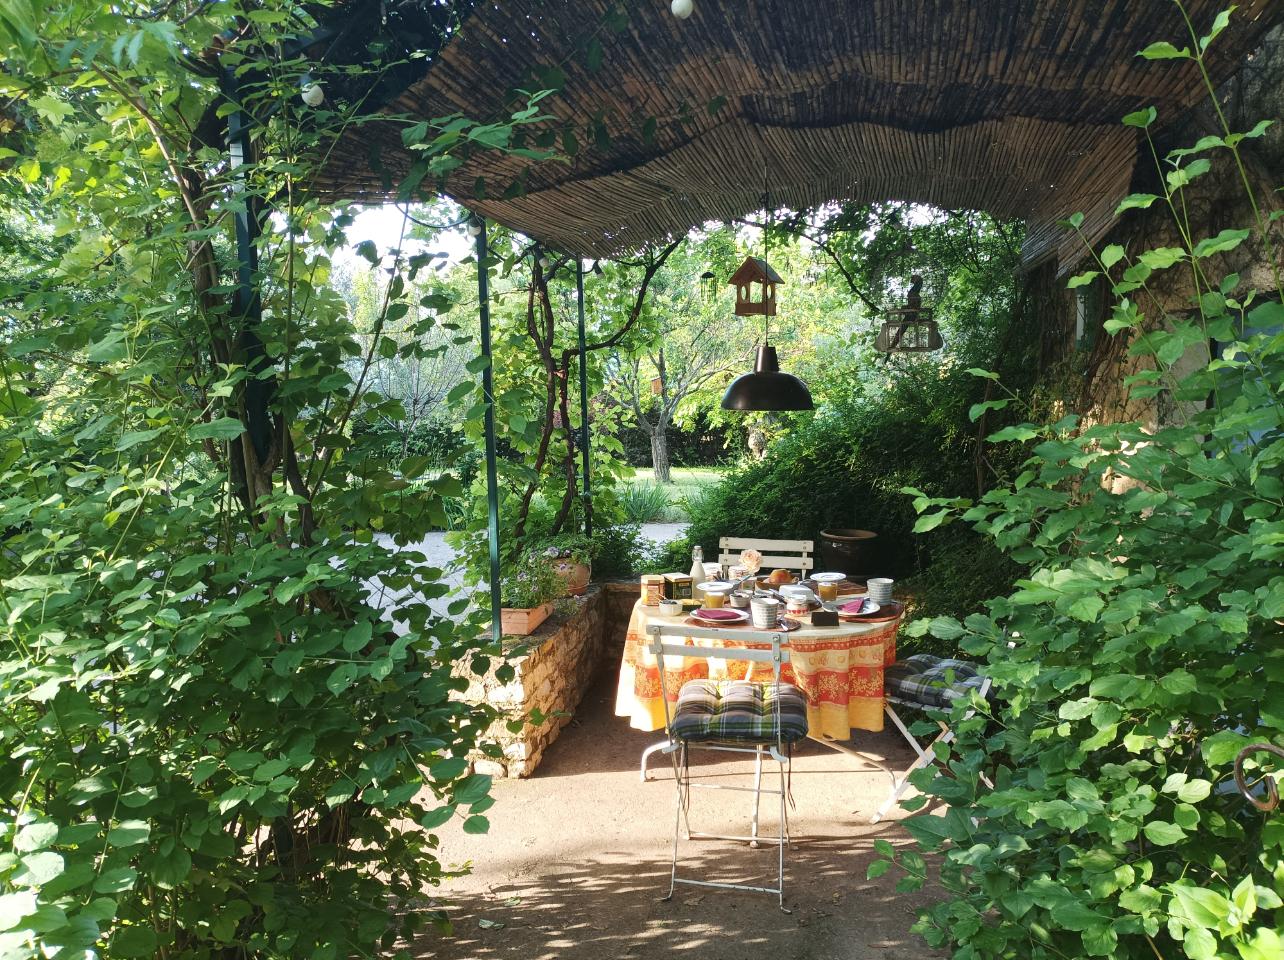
[750,596,780,629]
[867,577,894,602]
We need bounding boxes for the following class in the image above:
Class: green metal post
[576,259,593,539]
[475,220,503,643]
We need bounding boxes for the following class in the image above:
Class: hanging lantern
[875,309,943,352]
[699,269,717,302]
[728,256,782,317]
[875,274,943,353]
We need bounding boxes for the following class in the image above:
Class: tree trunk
[650,429,672,485]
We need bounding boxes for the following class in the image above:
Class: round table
[614,598,902,739]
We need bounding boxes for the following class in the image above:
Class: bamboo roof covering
[313,0,1282,269]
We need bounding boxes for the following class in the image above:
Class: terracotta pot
[499,603,553,636]
[819,528,878,579]
[553,560,592,597]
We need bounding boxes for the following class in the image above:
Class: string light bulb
[300,76,325,107]
[671,0,694,19]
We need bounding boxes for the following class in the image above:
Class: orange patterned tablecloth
[614,599,901,738]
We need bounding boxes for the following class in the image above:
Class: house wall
[1045,25,1283,428]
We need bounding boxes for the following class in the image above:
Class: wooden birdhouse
[728,256,783,317]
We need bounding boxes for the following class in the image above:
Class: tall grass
[619,481,671,524]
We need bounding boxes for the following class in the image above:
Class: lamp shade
[721,346,814,411]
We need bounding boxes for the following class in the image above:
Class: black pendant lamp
[722,345,814,410]
[720,199,813,412]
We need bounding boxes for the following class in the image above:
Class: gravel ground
[410,666,945,960]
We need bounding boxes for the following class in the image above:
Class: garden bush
[875,17,1284,958]
[666,362,1027,627]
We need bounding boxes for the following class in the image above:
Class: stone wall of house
[1042,25,1284,429]
[454,587,606,778]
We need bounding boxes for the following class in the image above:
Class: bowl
[658,599,683,617]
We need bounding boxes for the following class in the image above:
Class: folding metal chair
[646,622,808,911]
[718,536,814,578]
[872,653,994,823]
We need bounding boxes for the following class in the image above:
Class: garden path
[369,525,690,627]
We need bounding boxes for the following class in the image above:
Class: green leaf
[866,859,892,879]
[419,805,456,830]
[1115,193,1159,215]
[1193,228,1250,258]
[1142,820,1185,846]
[1138,41,1190,59]
[431,757,469,782]
[0,891,37,931]
[1067,270,1099,289]
[326,663,360,695]
[1049,899,1105,931]
[1122,106,1158,128]
[189,417,245,441]
[13,821,59,853]
[106,820,150,848]
[462,815,490,835]
[111,925,159,957]
[13,851,64,887]
[93,866,137,894]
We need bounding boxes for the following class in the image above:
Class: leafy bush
[590,523,660,579]
[875,26,1284,959]
[667,364,1027,630]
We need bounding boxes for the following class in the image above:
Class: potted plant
[499,551,561,636]
[539,534,593,597]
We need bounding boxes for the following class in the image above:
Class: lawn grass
[620,466,725,523]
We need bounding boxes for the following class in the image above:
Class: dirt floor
[412,665,945,960]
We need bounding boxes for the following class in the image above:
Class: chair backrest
[719,536,814,575]
[646,622,793,751]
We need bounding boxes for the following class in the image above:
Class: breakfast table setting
[615,548,904,741]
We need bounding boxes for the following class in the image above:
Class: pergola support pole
[475,219,503,644]
[220,68,275,464]
[576,259,593,539]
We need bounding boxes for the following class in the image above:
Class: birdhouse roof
[729,257,784,286]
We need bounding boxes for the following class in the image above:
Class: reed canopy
[311,0,1281,271]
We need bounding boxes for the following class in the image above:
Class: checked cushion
[885,654,988,710]
[671,680,809,745]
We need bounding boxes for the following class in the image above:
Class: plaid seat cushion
[672,680,809,745]
[885,654,988,710]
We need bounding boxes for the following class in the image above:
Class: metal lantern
[875,274,943,353]
[875,308,943,352]
[699,269,717,302]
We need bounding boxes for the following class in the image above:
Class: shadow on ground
[412,663,945,960]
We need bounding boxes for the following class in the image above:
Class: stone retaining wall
[455,586,607,778]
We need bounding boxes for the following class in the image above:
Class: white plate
[836,599,882,617]
[689,608,750,626]
[811,572,846,583]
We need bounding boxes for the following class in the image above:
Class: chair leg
[873,704,951,824]
[662,742,684,902]
[750,745,763,847]
[777,757,790,913]
[640,737,672,782]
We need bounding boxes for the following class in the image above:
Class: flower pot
[819,528,878,579]
[500,603,553,636]
[553,560,591,597]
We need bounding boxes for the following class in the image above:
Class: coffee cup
[750,596,780,629]
[867,577,894,602]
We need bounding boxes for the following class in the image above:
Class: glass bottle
[689,545,706,589]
